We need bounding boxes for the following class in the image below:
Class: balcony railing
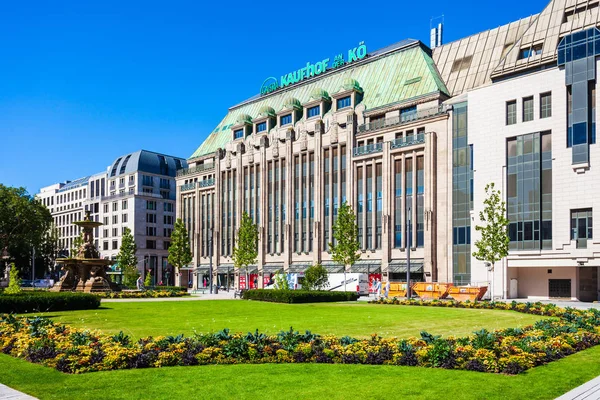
[390,133,426,149]
[180,182,196,192]
[199,178,215,188]
[353,142,383,157]
[176,163,215,177]
[357,105,448,134]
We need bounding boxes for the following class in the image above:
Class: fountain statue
[52,211,117,292]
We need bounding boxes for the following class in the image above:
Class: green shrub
[242,289,358,303]
[303,264,329,291]
[0,291,101,313]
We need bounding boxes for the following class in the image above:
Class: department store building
[177,0,600,301]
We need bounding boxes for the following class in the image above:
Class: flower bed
[97,290,190,299]
[0,292,100,313]
[242,289,358,303]
[1,301,599,375]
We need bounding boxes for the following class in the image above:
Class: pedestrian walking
[136,275,143,290]
[376,278,382,299]
[384,280,390,299]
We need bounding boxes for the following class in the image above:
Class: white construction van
[327,273,369,295]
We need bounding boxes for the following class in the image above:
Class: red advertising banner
[369,274,382,293]
[249,274,258,289]
[239,275,246,290]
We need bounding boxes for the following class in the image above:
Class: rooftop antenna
[430,15,444,49]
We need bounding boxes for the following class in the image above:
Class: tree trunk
[490,262,495,301]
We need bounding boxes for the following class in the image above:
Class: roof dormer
[303,88,331,120]
[332,78,364,112]
[231,114,253,141]
[277,97,303,127]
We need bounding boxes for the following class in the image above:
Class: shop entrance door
[549,279,571,298]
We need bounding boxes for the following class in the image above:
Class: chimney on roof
[430,16,444,49]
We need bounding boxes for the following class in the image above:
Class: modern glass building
[178,0,600,301]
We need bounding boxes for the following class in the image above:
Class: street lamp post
[1,247,9,285]
[31,246,36,289]
[209,227,213,294]
[406,207,411,299]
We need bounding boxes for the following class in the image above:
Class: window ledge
[572,163,590,173]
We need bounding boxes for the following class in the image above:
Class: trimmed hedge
[0,292,101,313]
[242,289,359,303]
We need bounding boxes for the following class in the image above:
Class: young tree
[329,202,361,291]
[472,182,510,300]
[303,264,329,291]
[232,212,258,289]
[5,264,22,295]
[70,232,84,257]
[144,270,152,288]
[273,271,290,291]
[168,219,192,288]
[117,227,138,287]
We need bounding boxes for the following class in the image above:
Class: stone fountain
[52,211,117,292]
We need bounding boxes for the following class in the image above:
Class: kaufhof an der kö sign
[260,42,368,95]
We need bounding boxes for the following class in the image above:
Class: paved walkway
[556,375,600,400]
[0,384,37,399]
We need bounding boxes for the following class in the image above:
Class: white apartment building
[38,150,187,285]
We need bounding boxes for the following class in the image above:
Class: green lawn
[4,300,586,400]
[1,345,600,400]
[32,300,547,339]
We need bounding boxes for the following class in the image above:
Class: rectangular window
[103,217,109,225]
[122,214,127,223]
[103,204,109,213]
[146,240,156,249]
[507,132,552,250]
[164,215,174,225]
[146,226,157,236]
[103,241,108,250]
[336,96,351,110]
[112,215,118,224]
[523,96,534,122]
[400,105,417,122]
[540,92,552,118]
[506,100,517,125]
[518,44,543,59]
[112,240,118,250]
[146,213,157,223]
[257,122,267,132]
[142,175,153,186]
[164,202,173,212]
[307,105,320,118]
[164,228,172,237]
[234,129,244,139]
[112,228,118,237]
[571,209,592,249]
[146,200,156,210]
[280,114,292,126]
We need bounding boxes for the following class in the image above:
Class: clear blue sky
[0,0,547,194]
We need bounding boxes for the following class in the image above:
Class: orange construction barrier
[411,282,453,300]
[448,286,488,302]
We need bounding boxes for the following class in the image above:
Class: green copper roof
[190,41,448,159]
